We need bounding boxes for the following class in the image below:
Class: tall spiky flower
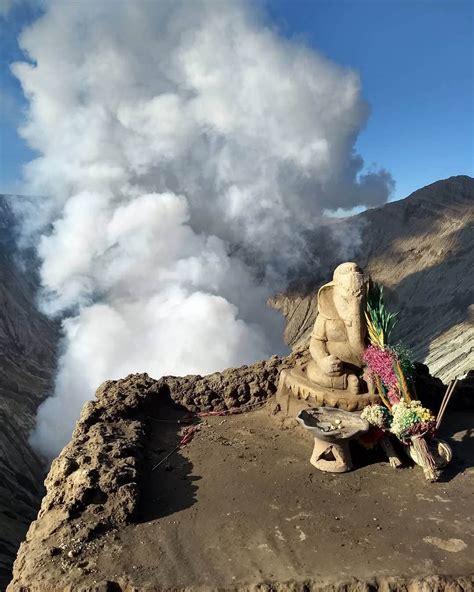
[365,281,398,348]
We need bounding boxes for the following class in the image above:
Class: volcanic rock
[0,196,58,589]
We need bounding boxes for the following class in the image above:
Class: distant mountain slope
[0,197,58,589]
[272,175,474,382]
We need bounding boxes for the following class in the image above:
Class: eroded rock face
[7,353,305,591]
[0,197,58,589]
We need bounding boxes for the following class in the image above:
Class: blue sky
[0,0,41,194]
[0,0,473,200]
[266,0,474,200]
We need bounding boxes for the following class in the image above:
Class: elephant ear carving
[317,282,338,319]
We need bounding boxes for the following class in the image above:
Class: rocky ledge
[7,353,473,591]
[7,353,301,591]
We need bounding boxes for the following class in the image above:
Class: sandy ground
[66,406,474,590]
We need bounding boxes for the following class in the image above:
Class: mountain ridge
[272,174,474,382]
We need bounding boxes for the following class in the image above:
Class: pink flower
[387,385,401,405]
[363,345,398,388]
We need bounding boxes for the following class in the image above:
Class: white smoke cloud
[11,0,393,458]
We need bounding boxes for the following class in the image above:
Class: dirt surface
[11,402,474,591]
[88,410,474,591]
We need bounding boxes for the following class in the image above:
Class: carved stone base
[310,437,353,473]
[276,365,380,419]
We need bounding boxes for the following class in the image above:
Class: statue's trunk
[343,296,366,367]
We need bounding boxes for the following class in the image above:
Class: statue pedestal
[276,364,380,420]
[296,407,370,473]
[310,437,353,473]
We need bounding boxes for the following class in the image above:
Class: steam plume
[12,0,393,457]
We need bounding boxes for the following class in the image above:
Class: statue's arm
[309,316,342,376]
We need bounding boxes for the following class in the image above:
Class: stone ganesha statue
[306,262,366,395]
[276,261,380,414]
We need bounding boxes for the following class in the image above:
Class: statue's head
[318,262,365,320]
[332,262,365,319]
[333,262,364,296]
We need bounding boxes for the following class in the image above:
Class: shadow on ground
[437,410,474,481]
[138,396,200,523]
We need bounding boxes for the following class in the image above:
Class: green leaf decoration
[366,280,398,346]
